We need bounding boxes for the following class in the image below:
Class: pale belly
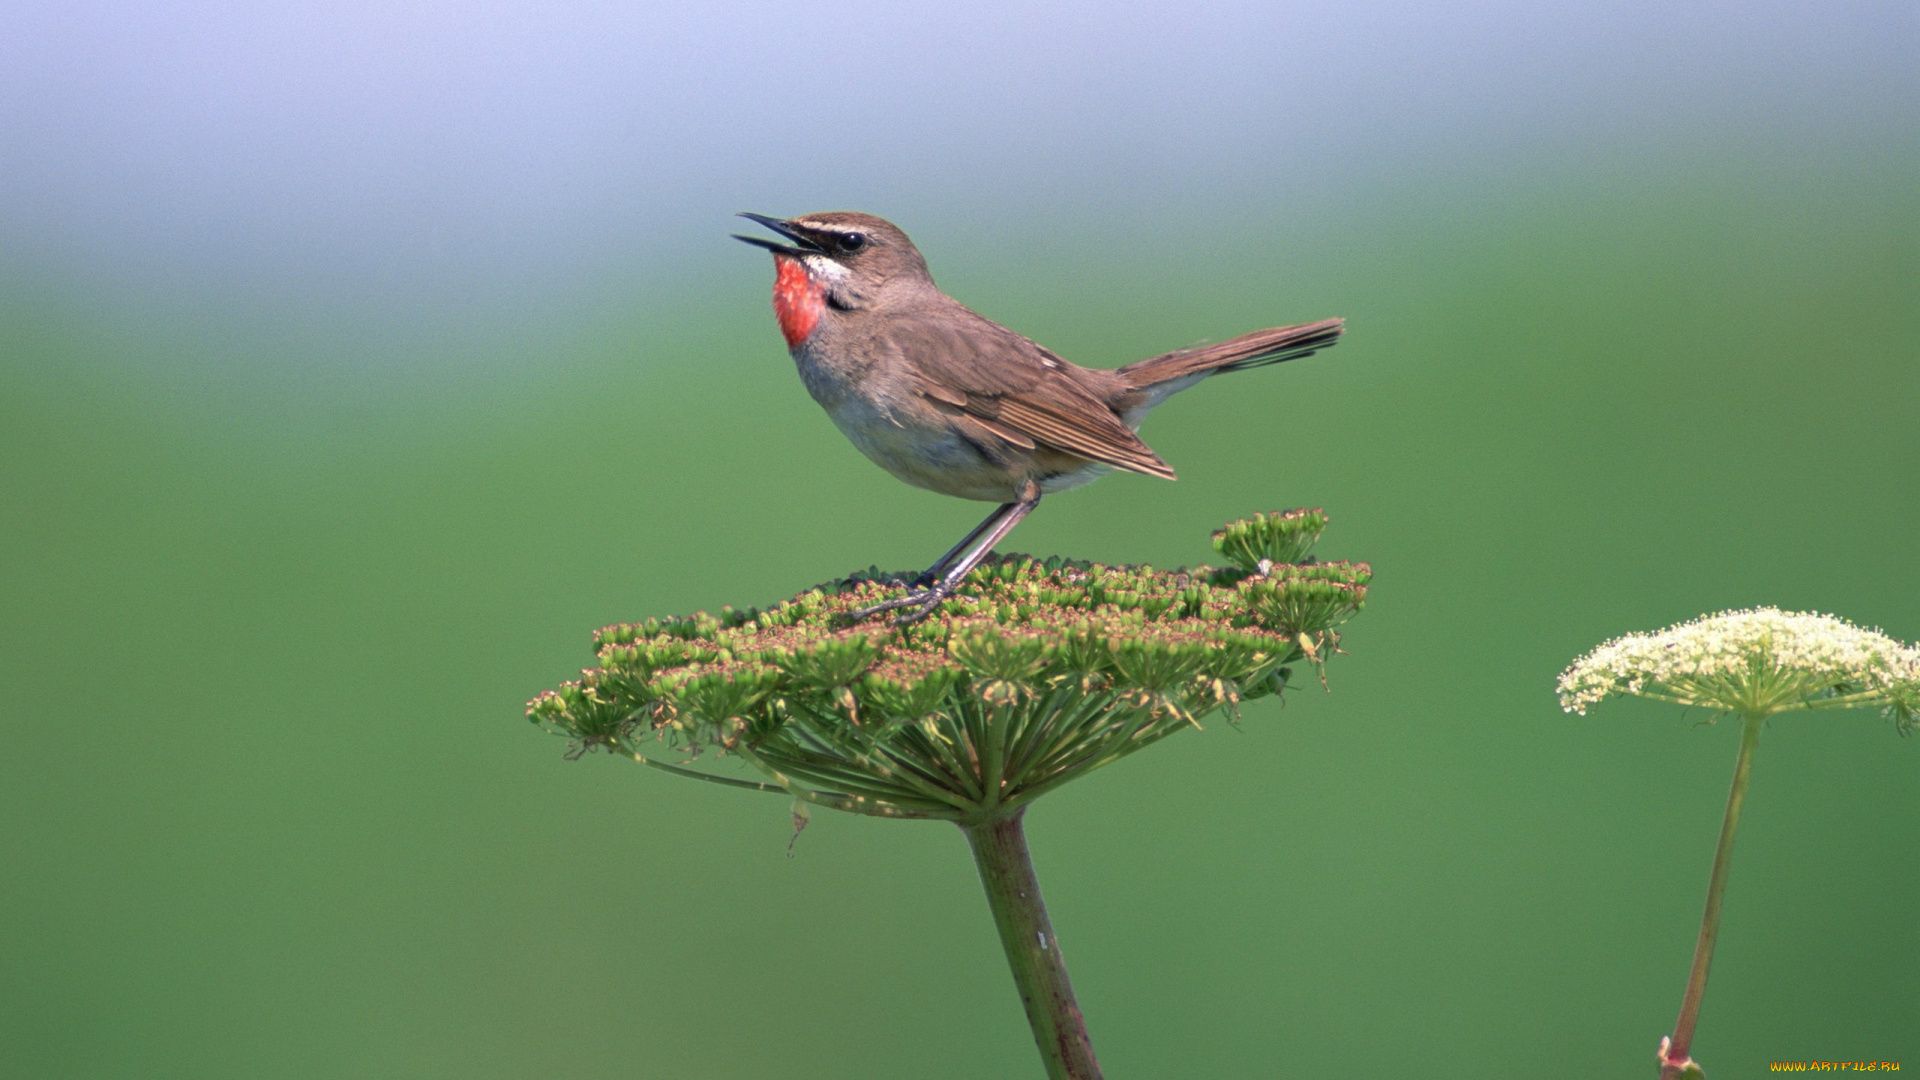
[826,399,1013,501]
[822,397,1114,503]
[794,334,1135,503]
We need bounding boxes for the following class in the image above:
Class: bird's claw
[891,593,948,626]
[846,583,955,625]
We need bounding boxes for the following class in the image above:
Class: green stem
[1659,712,1764,1080]
[1781,689,1889,711]
[962,811,1103,1080]
[980,703,1010,812]
[629,751,785,793]
[732,743,950,820]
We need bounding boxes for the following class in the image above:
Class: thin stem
[732,743,951,820]
[1005,690,1125,787]
[1006,720,1186,812]
[780,727,982,812]
[962,811,1103,1080]
[1660,712,1764,1080]
[1628,689,1706,707]
[767,745,979,814]
[980,703,1010,812]
[786,701,983,805]
[895,716,987,802]
[1780,688,1890,711]
[628,751,785,793]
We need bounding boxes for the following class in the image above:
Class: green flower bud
[1211,508,1329,572]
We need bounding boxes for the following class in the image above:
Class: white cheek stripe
[803,255,851,283]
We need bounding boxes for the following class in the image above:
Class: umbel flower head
[1558,607,1920,731]
[528,509,1368,823]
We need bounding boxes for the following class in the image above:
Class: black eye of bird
[837,232,867,253]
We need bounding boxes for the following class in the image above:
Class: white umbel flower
[1558,607,1920,723]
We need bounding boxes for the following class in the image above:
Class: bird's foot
[846,581,958,626]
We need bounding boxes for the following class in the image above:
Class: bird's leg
[844,503,1013,588]
[849,487,1041,625]
[913,501,1019,587]
[844,503,1013,591]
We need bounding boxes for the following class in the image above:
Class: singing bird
[735,211,1343,623]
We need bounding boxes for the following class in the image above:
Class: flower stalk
[1659,711,1762,1080]
[965,811,1101,1080]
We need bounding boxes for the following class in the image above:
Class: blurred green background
[3,4,1915,1077]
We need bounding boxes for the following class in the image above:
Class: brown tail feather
[1117,318,1345,389]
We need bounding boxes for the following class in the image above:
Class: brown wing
[880,306,1176,480]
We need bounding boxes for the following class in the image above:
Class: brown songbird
[735,211,1343,623]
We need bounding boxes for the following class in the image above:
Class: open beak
[732,213,826,257]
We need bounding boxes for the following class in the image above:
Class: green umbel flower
[530,515,1367,823]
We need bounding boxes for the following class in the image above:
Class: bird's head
[733,211,930,346]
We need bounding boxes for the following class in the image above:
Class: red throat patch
[771,256,826,348]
